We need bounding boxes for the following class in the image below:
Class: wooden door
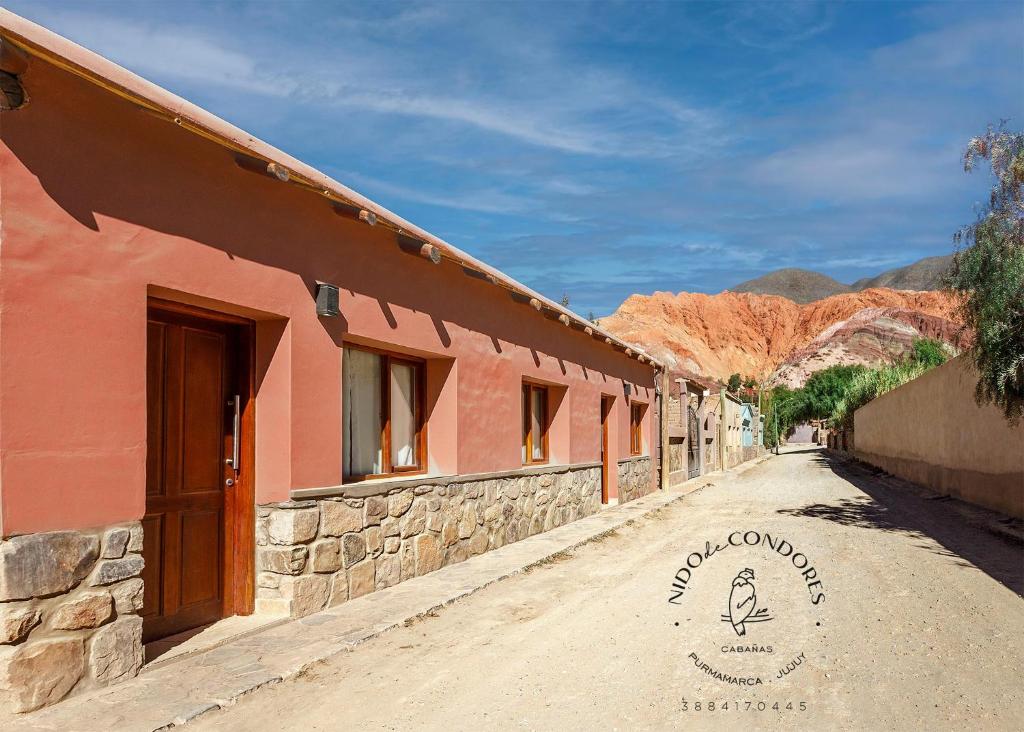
[142,302,253,643]
[601,396,613,504]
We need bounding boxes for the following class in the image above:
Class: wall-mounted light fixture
[315,281,340,317]
[624,383,633,398]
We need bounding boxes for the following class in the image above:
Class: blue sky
[10,0,1023,315]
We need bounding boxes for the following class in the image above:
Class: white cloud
[336,169,535,215]
[15,4,724,160]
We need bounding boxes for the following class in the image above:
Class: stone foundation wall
[256,465,602,618]
[616,456,654,504]
[0,522,144,713]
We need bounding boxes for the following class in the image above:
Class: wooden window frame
[522,382,550,465]
[630,402,645,456]
[343,345,427,483]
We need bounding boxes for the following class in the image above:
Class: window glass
[522,386,529,463]
[390,361,418,468]
[531,387,545,460]
[343,348,382,478]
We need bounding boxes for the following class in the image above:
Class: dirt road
[196,447,1024,731]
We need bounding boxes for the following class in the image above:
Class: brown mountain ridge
[730,255,952,304]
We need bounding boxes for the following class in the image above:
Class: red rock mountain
[600,288,963,384]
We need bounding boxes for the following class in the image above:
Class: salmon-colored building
[0,12,664,712]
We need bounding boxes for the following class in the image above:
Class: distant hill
[731,268,852,303]
[850,255,953,291]
[730,255,952,304]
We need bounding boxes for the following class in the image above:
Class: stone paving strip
[8,470,742,732]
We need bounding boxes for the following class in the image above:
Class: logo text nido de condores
[667,530,827,687]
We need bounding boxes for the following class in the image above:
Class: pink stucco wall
[0,55,656,537]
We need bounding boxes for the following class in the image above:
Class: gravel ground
[195,447,1024,731]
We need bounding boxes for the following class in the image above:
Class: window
[630,402,645,455]
[343,346,425,481]
[522,383,548,464]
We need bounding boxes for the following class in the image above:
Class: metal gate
[687,405,701,478]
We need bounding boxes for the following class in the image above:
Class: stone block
[257,572,280,589]
[399,499,426,538]
[426,511,443,533]
[468,530,488,556]
[101,528,130,560]
[341,534,366,568]
[375,554,401,590]
[384,537,400,554]
[364,496,387,527]
[458,506,477,539]
[88,616,142,685]
[51,591,113,630]
[278,574,329,618]
[381,517,400,538]
[91,555,144,587]
[254,597,291,616]
[347,561,375,600]
[427,497,441,512]
[310,539,342,573]
[389,491,414,517]
[258,546,307,575]
[111,578,144,615]
[267,508,319,545]
[256,517,270,547]
[0,638,85,712]
[414,534,443,575]
[328,572,348,607]
[320,501,362,536]
[365,527,384,558]
[127,526,144,554]
[441,519,459,547]
[529,514,544,536]
[399,541,416,581]
[413,484,433,496]
[0,531,99,601]
[447,542,469,565]
[0,603,40,645]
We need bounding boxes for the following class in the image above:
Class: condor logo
[724,568,773,636]
[665,530,829,688]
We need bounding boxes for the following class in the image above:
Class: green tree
[947,125,1024,423]
[560,293,571,307]
[727,373,742,393]
[908,338,949,369]
[790,365,867,422]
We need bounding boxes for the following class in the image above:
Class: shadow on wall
[778,451,1024,597]
[1,63,649,384]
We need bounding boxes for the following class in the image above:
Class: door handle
[227,395,240,472]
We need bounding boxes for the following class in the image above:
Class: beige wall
[854,356,1024,518]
